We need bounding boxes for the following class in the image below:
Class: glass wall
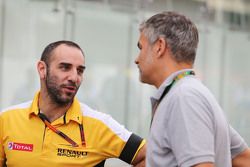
[1,0,250,166]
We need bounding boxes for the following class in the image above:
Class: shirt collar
[28,91,82,125]
[65,98,82,124]
[151,68,194,103]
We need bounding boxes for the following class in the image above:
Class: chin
[140,77,152,85]
[59,94,74,102]
[139,77,147,84]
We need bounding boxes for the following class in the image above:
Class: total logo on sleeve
[8,142,33,152]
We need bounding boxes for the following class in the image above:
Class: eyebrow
[59,62,86,69]
[59,62,70,67]
[78,65,86,70]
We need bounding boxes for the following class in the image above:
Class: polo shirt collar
[28,92,40,116]
[65,98,82,124]
[28,91,82,125]
[150,69,194,107]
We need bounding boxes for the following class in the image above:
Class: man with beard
[0,41,145,167]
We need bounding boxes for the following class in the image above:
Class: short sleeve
[230,125,248,158]
[94,113,144,164]
[119,134,144,164]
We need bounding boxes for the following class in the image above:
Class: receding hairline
[40,41,85,66]
[51,43,85,56]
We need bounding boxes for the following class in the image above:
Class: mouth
[62,85,77,94]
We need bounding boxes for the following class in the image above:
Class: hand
[132,159,145,167]
[131,144,146,167]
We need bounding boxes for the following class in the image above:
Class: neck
[38,92,72,123]
[154,62,193,88]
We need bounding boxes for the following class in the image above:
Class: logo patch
[8,142,33,152]
[57,148,87,158]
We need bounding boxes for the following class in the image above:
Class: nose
[134,56,139,65]
[68,69,79,83]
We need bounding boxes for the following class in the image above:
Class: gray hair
[139,11,199,64]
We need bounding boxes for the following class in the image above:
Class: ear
[37,61,47,79]
[153,37,167,58]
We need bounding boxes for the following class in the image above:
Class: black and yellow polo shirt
[0,92,145,167]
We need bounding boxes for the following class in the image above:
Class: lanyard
[151,71,195,125]
[38,112,86,147]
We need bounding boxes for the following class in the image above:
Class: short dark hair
[40,40,84,66]
[140,11,199,64]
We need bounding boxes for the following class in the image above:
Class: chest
[2,118,106,167]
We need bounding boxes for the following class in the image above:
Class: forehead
[138,32,148,44]
[50,44,85,65]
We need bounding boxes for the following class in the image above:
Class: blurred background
[0,0,250,166]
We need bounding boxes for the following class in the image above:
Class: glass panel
[223,30,250,144]
[74,2,133,123]
[1,0,64,108]
[196,25,225,100]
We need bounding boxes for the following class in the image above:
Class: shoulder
[79,103,112,121]
[170,77,214,102]
[0,101,31,116]
[78,103,132,141]
[164,78,217,121]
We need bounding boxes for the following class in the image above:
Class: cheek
[77,76,83,85]
[137,48,153,69]
[143,51,153,66]
[137,50,146,63]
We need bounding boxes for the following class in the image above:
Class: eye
[77,66,85,75]
[59,64,71,71]
[137,42,142,50]
[77,68,83,75]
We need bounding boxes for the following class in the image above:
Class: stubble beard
[45,72,78,106]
